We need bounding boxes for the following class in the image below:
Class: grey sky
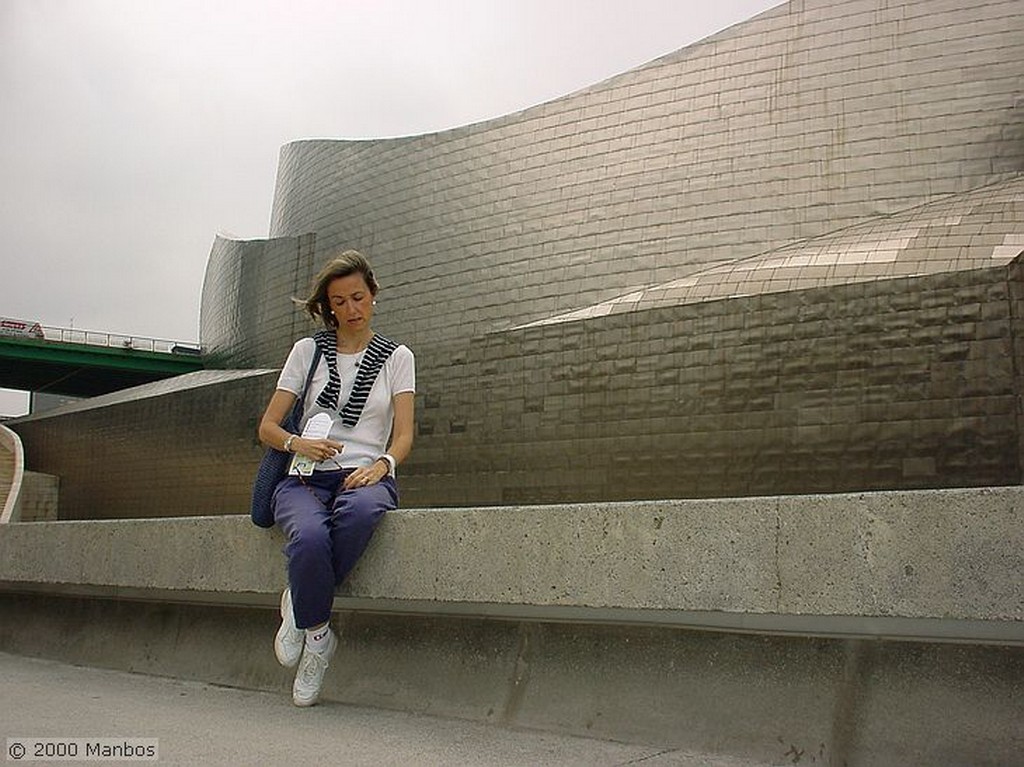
[0,0,780,415]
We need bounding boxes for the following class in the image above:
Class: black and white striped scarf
[313,329,400,427]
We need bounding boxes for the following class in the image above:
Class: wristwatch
[283,434,297,453]
[376,453,396,476]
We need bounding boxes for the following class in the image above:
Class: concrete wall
[1,488,1021,765]
[1,488,1021,627]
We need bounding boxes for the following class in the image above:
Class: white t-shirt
[276,336,415,471]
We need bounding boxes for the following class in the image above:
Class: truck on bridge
[0,318,44,340]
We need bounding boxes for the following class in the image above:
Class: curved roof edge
[277,3,789,149]
[515,175,1024,329]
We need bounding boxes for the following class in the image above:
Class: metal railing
[0,321,201,357]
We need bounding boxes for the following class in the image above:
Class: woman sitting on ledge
[258,250,415,707]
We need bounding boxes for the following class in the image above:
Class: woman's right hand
[292,437,345,462]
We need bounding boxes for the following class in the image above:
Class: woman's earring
[372,300,378,306]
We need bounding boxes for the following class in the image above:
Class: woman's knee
[284,519,332,559]
[333,482,396,525]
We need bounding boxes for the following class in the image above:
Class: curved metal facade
[247,0,1024,354]
[25,0,1021,517]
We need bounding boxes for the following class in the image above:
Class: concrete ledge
[0,487,1021,644]
[1,594,1021,767]
[2,487,1022,765]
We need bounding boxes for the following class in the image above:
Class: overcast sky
[0,0,780,415]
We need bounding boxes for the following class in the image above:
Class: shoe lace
[298,648,328,685]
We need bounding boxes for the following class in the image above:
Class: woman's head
[303,250,379,329]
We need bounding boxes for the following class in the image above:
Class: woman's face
[327,273,374,333]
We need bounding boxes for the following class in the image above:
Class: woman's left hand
[343,460,388,490]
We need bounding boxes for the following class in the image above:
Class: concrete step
[0,488,1021,765]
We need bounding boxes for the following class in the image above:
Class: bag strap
[290,342,323,422]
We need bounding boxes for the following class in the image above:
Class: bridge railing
[3,322,201,356]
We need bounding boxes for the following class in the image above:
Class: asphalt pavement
[1,652,767,767]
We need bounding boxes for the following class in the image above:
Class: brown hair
[300,250,379,328]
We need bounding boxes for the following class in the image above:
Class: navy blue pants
[272,469,398,628]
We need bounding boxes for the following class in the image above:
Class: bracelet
[283,434,297,453]
[376,453,396,476]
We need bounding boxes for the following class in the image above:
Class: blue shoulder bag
[250,344,323,528]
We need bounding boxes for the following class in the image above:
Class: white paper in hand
[288,413,338,476]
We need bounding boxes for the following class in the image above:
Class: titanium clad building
[13,0,1024,517]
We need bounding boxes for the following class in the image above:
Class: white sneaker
[292,628,338,707]
[274,588,303,668]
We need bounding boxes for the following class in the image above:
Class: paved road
[1,652,766,767]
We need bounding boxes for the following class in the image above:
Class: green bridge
[0,326,202,398]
